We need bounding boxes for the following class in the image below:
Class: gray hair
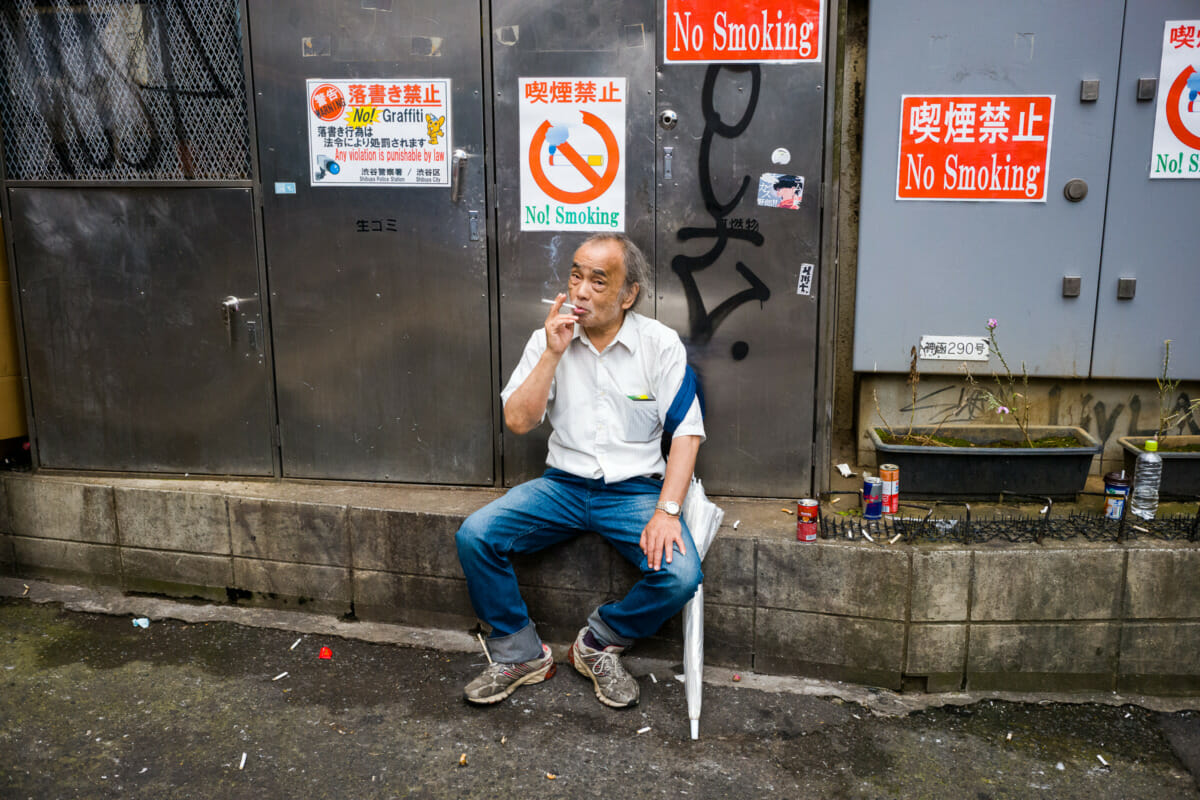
[582,233,649,310]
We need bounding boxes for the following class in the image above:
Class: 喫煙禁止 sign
[1150,20,1200,178]
[896,95,1055,202]
[519,78,626,232]
[307,79,451,187]
[664,0,822,63]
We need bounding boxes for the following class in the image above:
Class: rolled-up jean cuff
[588,606,635,649]
[486,621,544,664]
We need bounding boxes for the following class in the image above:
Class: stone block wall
[2,472,1199,694]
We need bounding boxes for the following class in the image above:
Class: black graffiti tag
[671,65,769,361]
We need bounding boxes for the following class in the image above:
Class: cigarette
[541,298,582,313]
[273,672,289,681]
[239,752,247,770]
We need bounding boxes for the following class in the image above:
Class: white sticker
[306,79,452,187]
[1150,20,1200,178]
[797,263,814,296]
[918,335,990,361]
[771,147,791,165]
[519,77,627,231]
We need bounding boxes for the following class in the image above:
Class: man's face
[776,186,796,204]
[568,239,637,333]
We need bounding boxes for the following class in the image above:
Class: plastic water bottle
[1129,440,1162,520]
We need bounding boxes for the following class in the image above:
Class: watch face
[664,501,680,515]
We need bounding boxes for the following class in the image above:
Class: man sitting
[455,233,704,708]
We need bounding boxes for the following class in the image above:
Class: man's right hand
[544,293,581,354]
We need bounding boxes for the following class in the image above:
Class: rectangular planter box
[1118,436,1200,500]
[869,425,1101,499]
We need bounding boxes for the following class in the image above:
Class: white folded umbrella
[680,477,723,740]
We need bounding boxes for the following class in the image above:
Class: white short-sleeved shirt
[501,311,705,483]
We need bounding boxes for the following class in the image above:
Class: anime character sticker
[757,173,804,210]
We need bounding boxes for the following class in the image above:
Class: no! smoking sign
[519,77,627,231]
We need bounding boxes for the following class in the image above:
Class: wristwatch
[655,500,681,517]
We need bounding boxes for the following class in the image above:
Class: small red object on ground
[318,646,333,660]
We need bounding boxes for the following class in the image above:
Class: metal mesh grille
[0,0,250,181]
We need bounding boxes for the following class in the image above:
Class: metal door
[490,0,658,485]
[491,0,828,496]
[249,0,493,483]
[9,187,274,474]
[854,0,1126,377]
[1092,1,1200,378]
[655,62,826,497]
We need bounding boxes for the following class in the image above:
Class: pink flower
[987,318,998,330]
[996,406,1010,414]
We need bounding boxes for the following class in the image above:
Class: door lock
[658,109,678,130]
[450,149,469,203]
[221,295,257,346]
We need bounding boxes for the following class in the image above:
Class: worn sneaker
[463,644,556,704]
[569,627,639,708]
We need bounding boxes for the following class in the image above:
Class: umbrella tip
[690,720,699,740]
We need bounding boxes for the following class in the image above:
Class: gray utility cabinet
[855,0,1200,379]
[0,0,831,496]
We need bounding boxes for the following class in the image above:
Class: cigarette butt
[636,726,651,734]
[831,497,841,504]
[477,632,493,665]
[649,673,657,684]
[889,533,902,545]
[1132,525,1149,533]
[1006,732,1012,741]
[239,752,247,770]
[781,508,794,515]
[290,638,302,650]
[22,584,30,596]
[733,520,741,530]
[272,671,289,681]
[459,753,468,766]
[862,529,874,542]
[501,736,507,745]
[546,773,558,780]
[1097,754,1108,767]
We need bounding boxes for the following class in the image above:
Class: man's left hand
[640,511,686,571]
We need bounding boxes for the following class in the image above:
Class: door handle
[221,295,258,346]
[450,148,469,203]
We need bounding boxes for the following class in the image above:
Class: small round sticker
[771,147,791,165]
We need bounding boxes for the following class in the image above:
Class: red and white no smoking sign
[519,77,626,231]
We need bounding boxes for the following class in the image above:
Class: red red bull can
[879,464,899,514]
[797,499,819,542]
[862,477,883,520]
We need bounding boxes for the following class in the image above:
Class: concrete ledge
[1125,548,1200,619]
[972,549,1124,621]
[4,471,1200,695]
[757,540,908,620]
[231,557,351,615]
[114,488,230,553]
[7,479,116,544]
[968,623,1119,692]
[756,608,905,688]
[230,498,350,566]
[12,536,121,586]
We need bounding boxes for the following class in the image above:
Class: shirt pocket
[622,398,660,442]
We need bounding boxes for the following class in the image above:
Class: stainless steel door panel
[656,63,825,497]
[249,0,492,483]
[1093,1,1200,378]
[491,0,658,485]
[855,0,1126,377]
[9,187,274,474]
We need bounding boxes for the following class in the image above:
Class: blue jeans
[455,468,702,663]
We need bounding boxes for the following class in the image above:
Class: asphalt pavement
[1,583,1199,799]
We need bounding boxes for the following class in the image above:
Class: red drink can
[879,464,899,514]
[797,499,819,542]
